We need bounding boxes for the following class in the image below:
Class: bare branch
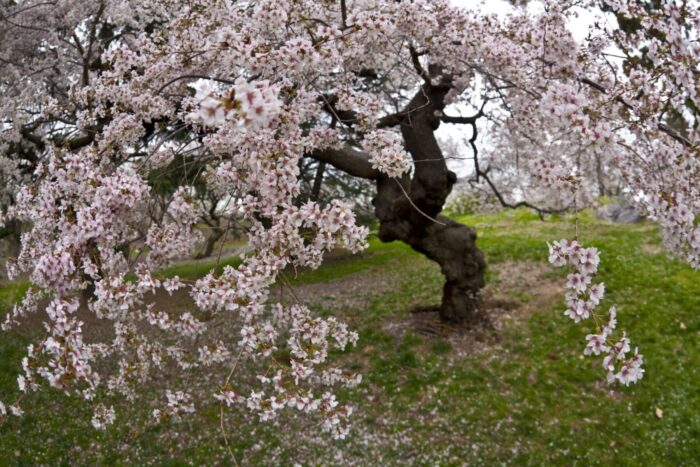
[456,103,566,217]
[308,146,381,180]
[476,170,568,218]
[658,123,694,148]
[440,99,488,125]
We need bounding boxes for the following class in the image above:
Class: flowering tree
[0,0,697,439]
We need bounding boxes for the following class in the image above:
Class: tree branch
[476,169,567,218]
[441,115,480,125]
[308,146,381,180]
[409,45,431,85]
[440,99,488,125]
[340,0,348,29]
[457,103,566,217]
[318,94,408,128]
[657,122,694,148]
[156,74,239,95]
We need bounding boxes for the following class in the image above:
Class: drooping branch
[441,100,488,182]
[475,169,568,218]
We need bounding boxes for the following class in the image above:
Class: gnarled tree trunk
[311,72,487,323]
[372,77,486,323]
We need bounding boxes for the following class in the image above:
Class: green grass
[0,282,30,311]
[1,209,699,465]
[157,254,243,280]
[286,237,412,286]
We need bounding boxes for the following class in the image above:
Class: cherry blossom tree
[1,0,698,439]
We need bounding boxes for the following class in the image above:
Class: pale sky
[449,0,597,42]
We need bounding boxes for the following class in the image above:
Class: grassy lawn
[1,210,699,465]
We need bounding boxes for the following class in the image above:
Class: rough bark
[414,217,485,322]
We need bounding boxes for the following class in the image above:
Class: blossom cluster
[539,83,614,149]
[189,79,283,128]
[91,404,116,430]
[529,158,581,194]
[152,390,196,421]
[549,239,644,386]
[645,190,700,270]
[363,130,411,178]
[225,303,361,439]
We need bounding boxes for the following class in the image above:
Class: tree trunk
[373,179,486,323]
[415,218,485,322]
[310,161,327,202]
[595,153,607,197]
[372,75,487,323]
[196,227,224,259]
[0,220,22,280]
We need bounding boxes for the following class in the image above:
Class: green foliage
[147,154,209,198]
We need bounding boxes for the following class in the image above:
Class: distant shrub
[445,185,498,216]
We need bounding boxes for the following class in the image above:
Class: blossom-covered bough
[0,0,698,443]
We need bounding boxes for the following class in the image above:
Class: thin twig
[279,271,303,304]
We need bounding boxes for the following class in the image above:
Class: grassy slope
[1,210,699,465]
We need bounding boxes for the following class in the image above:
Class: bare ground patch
[640,243,663,255]
[277,262,402,312]
[274,257,564,360]
[385,261,564,357]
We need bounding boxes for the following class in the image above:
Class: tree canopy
[0,0,698,438]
